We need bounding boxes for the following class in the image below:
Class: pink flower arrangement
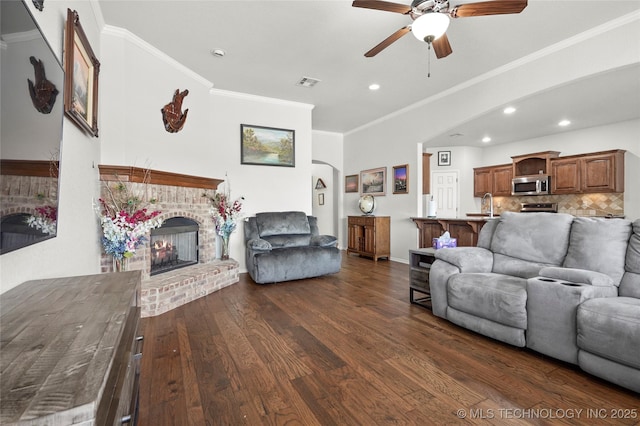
[96,180,162,260]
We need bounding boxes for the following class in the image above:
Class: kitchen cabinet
[551,149,625,194]
[473,164,513,197]
[511,151,560,177]
[347,215,390,261]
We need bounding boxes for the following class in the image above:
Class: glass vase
[221,233,230,260]
[113,256,129,272]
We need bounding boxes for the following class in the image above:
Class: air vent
[295,76,321,88]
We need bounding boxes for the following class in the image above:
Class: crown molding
[102,25,213,89]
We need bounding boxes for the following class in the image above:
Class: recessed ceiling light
[503,106,516,114]
[558,119,571,127]
[482,136,492,143]
[369,83,380,91]
[211,48,226,58]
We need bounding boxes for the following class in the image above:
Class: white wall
[99,28,314,272]
[344,14,639,264]
[1,4,315,292]
[1,1,104,293]
[312,130,343,245]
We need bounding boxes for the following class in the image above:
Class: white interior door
[431,171,459,218]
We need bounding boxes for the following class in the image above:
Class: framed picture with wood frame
[345,174,358,193]
[360,167,386,196]
[241,124,295,167]
[392,164,409,194]
[64,9,100,137]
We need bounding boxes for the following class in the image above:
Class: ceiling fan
[353,0,528,58]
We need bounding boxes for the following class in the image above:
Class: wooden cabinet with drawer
[347,215,390,261]
[473,164,513,197]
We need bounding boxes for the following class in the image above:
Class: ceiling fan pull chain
[427,43,432,78]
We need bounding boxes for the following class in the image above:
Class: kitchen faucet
[482,192,494,218]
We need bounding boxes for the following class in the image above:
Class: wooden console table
[0,272,142,425]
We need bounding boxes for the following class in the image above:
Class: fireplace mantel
[98,165,223,189]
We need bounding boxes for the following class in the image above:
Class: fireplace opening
[150,217,199,276]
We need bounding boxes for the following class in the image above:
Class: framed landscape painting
[393,164,409,194]
[360,167,386,196]
[241,124,295,167]
[64,9,100,137]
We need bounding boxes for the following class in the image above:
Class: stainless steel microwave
[512,175,550,195]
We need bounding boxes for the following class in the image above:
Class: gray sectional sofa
[244,211,341,284]
[430,212,640,393]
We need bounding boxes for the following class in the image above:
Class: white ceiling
[97,0,640,144]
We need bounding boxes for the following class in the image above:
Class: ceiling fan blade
[433,33,453,58]
[451,0,527,18]
[352,0,412,14]
[364,26,411,57]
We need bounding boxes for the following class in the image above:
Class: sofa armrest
[248,238,272,251]
[539,266,615,287]
[311,235,338,247]
[434,247,493,273]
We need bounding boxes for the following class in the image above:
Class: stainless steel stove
[520,202,558,213]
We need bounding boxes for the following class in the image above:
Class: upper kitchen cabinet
[551,150,625,194]
[473,164,513,197]
[511,151,560,177]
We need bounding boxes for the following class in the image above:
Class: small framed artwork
[438,151,451,166]
[241,124,295,167]
[360,167,386,196]
[64,9,100,137]
[393,164,409,194]
[345,174,358,193]
[315,178,326,189]
[318,193,325,205]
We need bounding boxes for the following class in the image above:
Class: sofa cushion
[577,297,640,370]
[538,266,615,287]
[447,273,528,329]
[492,254,551,279]
[563,217,631,286]
[263,234,311,248]
[248,238,272,251]
[434,247,493,273]
[626,220,640,274]
[619,220,640,298]
[477,218,499,250]
[256,211,310,237]
[490,212,574,266]
[311,235,338,247]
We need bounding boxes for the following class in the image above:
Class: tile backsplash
[491,193,624,217]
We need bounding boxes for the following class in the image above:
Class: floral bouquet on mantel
[96,178,163,271]
[205,179,244,260]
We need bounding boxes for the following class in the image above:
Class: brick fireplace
[99,165,240,317]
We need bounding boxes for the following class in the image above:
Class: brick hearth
[141,260,239,317]
[99,165,240,316]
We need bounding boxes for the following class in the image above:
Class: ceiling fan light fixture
[411,12,450,43]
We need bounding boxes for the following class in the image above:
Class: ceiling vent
[295,76,321,88]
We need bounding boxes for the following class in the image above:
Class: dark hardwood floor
[138,253,639,425]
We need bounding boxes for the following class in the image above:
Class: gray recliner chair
[244,211,341,284]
